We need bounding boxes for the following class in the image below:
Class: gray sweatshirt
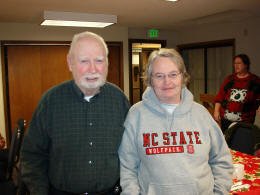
[119,87,233,195]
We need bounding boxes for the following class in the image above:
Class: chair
[225,122,260,155]
[0,119,26,194]
[199,93,216,116]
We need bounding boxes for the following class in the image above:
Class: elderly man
[21,31,130,195]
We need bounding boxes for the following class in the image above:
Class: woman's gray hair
[68,31,109,63]
[145,48,190,86]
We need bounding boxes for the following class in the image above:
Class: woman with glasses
[214,54,260,133]
[119,48,233,195]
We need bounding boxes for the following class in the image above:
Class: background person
[21,31,130,195]
[119,48,233,195]
[214,54,260,132]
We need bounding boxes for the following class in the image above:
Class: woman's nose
[163,75,172,83]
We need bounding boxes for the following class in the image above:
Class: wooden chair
[199,93,216,116]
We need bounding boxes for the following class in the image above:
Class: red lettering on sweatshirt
[146,146,184,155]
[179,132,187,145]
[143,133,150,147]
[194,131,202,144]
[151,133,158,146]
[170,132,177,145]
[143,130,202,155]
[162,132,170,145]
[186,131,194,144]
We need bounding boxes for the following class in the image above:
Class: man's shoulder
[48,80,73,91]
[103,82,126,97]
[104,82,121,90]
[101,82,130,108]
[41,80,73,100]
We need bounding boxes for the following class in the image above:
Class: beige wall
[176,18,260,76]
[128,28,179,48]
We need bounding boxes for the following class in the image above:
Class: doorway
[129,39,166,104]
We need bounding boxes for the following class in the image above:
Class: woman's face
[234,57,248,74]
[151,56,183,104]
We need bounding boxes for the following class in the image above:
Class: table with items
[230,149,260,194]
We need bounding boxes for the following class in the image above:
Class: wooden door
[107,42,123,89]
[4,42,123,134]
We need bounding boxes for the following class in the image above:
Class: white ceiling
[1,0,260,30]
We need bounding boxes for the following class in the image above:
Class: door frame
[128,39,166,104]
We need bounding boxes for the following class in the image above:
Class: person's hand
[213,103,221,126]
[213,110,221,124]
[257,106,260,115]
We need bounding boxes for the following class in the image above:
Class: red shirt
[215,73,260,123]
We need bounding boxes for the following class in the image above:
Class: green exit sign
[148,29,159,38]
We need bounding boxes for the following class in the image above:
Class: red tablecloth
[230,150,260,194]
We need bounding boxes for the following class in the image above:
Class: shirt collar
[71,80,106,101]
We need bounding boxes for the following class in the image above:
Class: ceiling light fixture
[41,11,117,28]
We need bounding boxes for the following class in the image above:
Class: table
[230,150,260,194]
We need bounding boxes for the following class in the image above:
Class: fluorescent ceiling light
[41,11,117,28]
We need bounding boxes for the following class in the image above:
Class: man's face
[67,37,108,95]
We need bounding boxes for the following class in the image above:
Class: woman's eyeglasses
[152,71,181,81]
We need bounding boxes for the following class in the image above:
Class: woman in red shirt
[214,54,260,132]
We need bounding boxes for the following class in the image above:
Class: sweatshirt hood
[142,86,194,116]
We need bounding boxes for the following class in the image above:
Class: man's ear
[67,54,73,71]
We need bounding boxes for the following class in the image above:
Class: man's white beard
[79,73,106,89]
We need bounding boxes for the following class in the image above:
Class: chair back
[199,93,215,116]
[6,119,26,180]
[225,122,260,155]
